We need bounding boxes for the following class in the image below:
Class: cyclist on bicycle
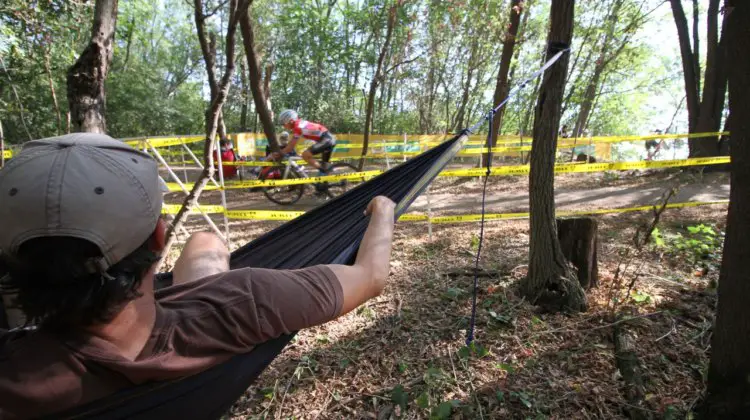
[276,109,336,173]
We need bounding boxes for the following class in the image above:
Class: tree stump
[556,217,598,289]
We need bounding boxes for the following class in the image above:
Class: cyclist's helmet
[278,109,298,126]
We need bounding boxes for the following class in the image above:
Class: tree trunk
[522,0,586,313]
[671,0,728,158]
[670,0,700,132]
[239,56,249,131]
[704,1,750,417]
[692,0,728,158]
[44,49,63,135]
[360,4,397,170]
[239,8,279,153]
[263,62,274,121]
[483,0,523,166]
[572,0,624,138]
[691,0,701,95]
[557,218,598,289]
[162,0,248,256]
[66,0,118,133]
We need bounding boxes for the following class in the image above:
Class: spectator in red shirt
[213,139,238,179]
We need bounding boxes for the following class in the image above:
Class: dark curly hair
[0,236,159,330]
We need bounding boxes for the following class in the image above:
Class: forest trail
[215,171,730,216]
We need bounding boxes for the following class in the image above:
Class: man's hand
[364,196,395,218]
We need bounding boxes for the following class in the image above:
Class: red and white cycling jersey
[291,119,329,142]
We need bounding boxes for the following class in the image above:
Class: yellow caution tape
[438,156,730,177]
[158,200,728,223]
[165,170,381,191]
[2,150,12,159]
[164,156,729,192]
[429,200,730,224]
[125,135,205,149]
[161,204,227,214]
[226,210,305,220]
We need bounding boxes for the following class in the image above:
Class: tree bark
[239,8,279,153]
[483,0,523,166]
[671,0,728,158]
[557,218,598,289]
[360,4,398,170]
[704,2,750,417]
[66,0,118,133]
[669,0,700,132]
[263,62,274,121]
[239,56,249,131]
[692,0,728,158]
[522,0,586,313]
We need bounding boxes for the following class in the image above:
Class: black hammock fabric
[44,134,468,420]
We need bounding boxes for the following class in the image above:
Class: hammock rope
[463,46,570,346]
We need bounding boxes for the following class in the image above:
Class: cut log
[557,217,599,289]
[614,324,648,419]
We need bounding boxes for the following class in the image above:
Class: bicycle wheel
[322,162,364,198]
[261,166,306,205]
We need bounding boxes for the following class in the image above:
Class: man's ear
[150,218,168,252]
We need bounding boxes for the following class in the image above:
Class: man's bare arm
[328,196,395,315]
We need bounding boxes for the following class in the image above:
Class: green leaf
[488,310,512,324]
[495,362,515,373]
[444,287,463,300]
[398,361,408,373]
[496,391,505,402]
[390,385,409,410]
[339,358,350,369]
[259,387,275,399]
[458,346,471,360]
[431,401,455,419]
[417,392,430,409]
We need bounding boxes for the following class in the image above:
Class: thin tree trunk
[66,0,118,133]
[123,16,135,71]
[692,0,728,158]
[573,0,624,138]
[522,0,586,313]
[483,0,523,166]
[691,0,701,95]
[670,0,700,132]
[704,1,750,416]
[361,4,398,170]
[162,0,248,257]
[239,57,249,131]
[263,62,274,121]
[44,49,63,135]
[239,7,279,153]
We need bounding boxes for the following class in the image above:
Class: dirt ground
[163,167,728,420]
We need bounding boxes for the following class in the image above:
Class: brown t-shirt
[0,266,343,419]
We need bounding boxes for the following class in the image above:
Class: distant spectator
[645,129,664,161]
[559,125,570,138]
[214,138,238,179]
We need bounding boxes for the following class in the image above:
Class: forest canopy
[1,0,694,143]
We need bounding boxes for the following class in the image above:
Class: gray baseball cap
[0,133,163,270]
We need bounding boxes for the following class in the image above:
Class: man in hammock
[0,133,396,419]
